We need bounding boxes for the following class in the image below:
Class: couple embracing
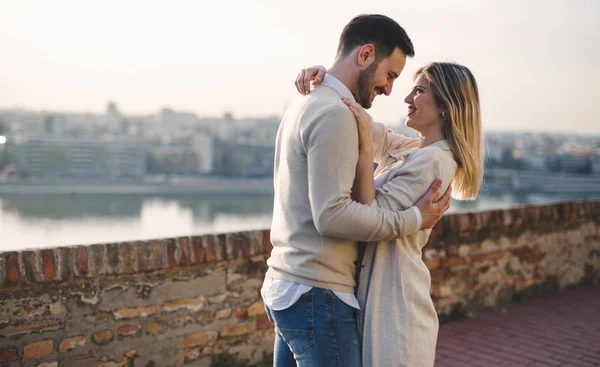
[261,14,484,367]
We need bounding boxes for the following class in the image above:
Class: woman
[297,62,484,366]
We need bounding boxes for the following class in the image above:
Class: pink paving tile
[435,285,600,367]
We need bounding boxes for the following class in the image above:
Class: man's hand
[415,180,452,229]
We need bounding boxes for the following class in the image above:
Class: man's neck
[328,60,359,100]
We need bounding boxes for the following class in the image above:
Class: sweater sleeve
[305,106,420,242]
[371,121,421,165]
[374,149,449,212]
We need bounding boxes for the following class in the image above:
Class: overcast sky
[0,0,598,133]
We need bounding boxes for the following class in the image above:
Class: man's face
[356,47,407,109]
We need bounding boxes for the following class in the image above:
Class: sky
[0,0,599,133]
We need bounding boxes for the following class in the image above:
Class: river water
[0,191,596,251]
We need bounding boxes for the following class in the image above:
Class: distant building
[557,153,592,174]
[158,108,202,126]
[218,112,237,142]
[191,134,213,174]
[521,151,547,171]
[105,101,123,133]
[12,137,147,179]
[43,115,68,136]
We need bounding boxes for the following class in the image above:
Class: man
[261,14,451,366]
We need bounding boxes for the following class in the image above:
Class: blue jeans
[264,287,361,367]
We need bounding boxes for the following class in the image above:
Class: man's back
[267,85,360,293]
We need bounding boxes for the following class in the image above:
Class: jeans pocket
[272,292,315,355]
[277,328,315,355]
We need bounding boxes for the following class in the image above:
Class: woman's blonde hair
[414,62,484,200]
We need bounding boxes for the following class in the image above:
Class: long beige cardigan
[356,122,457,367]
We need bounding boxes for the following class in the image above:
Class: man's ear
[356,44,376,67]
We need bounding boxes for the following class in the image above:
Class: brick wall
[0,200,599,367]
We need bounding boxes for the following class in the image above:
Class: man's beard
[356,61,380,109]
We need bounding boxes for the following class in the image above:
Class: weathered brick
[59,335,85,353]
[184,348,201,362]
[431,270,444,282]
[430,222,443,240]
[41,249,56,282]
[183,331,218,348]
[204,235,217,262]
[23,340,54,360]
[440,215,456,236]
[21,250,41,283]
[445,269,469,281]
[216,234,227,260]
[150,239,165,270]
[178,236,193,265]
[0,320,61,337]
[92,329,114,345]
[113,306,156,320]
[247,301,266,317]
[425,258,441,271]
[460,213,479,232]
[195,310,214,323]
[220,323,251,337]
[163,296,205,312]
[249,230,263,256]
[34,361,58,367]
[58,247,73,281]
[447,245,458,257]
[121,242,135,274]
[207,293,230,304]
[134,241,149,272]
[4,251,20,285]
[106,243,120,274]
[125,349,137,359]
[192,236,205,264]
[117,324,141,337]
[0,348,18,364]
[75,246,89,277]
[225,233,239,260]
[69,354,94,361]
[166,238,178,267]
[458,244,471,257]
[168,316,194,329]
[239,234,251,258]
[95,311,109,321]
[256,315,272,330]
[442,257,465,268]
[90,244,106,275]
[215,307,232,319]
[262,229,272,255]
[0,253,4,286]
[235,308,248,318]
[146,321,167,335]
[485,251,506,261]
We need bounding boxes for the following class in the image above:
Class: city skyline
[1,0,599,133]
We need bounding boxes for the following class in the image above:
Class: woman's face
[404,74,444,133]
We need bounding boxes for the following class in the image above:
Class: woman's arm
[343,97,376,205]
[375,150,455,212]
[371,121,421,164]
[352,144,376,205]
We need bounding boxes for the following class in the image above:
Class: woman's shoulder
[405,141,457,174]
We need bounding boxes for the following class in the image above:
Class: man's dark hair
[337,14,415,60]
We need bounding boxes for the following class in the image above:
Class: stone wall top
[1,200,598,290]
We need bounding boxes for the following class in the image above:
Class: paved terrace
[435,285,600,367]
